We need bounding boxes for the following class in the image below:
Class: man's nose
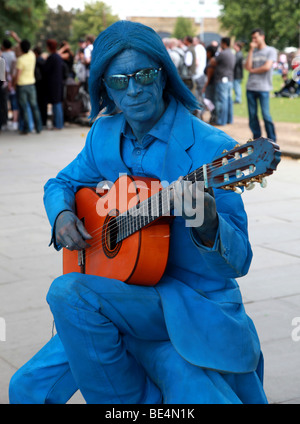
[127,76,143,96]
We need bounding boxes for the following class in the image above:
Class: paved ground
[0,116,299,404]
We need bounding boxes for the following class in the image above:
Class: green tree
[218,0,300,50]
[71,1,119,42]
[35,5,78,48]
[172,17,196,40]
[0,0,47,43]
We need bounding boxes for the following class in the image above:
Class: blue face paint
[104,49,166,142]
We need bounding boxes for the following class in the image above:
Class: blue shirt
[120,97,177,179]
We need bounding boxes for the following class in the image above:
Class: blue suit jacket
[44,100,261,374]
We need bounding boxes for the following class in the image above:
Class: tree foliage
[0,1,119,49]
[218,0,300,50]
[0,0,47,42]
[71,1,119,42]
[172,17,196,40]
[35,5,78,48]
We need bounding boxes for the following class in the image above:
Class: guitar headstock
[206,137,281,192]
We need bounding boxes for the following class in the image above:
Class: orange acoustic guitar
[63,137,281,286]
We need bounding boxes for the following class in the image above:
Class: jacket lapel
[97,113,131,182]
[160,102,194,184]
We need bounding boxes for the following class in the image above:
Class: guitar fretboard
[116,166,204,242]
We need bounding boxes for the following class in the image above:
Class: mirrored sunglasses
[103,67,162,90]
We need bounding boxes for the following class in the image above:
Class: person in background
[14,39,42,135]
[1,38,19,130]
[0,54,5,81]
[33,46,47,127]
[202,44,218,124]
[0,55,6,131]
[74,48,87,86]
[192,36,207,106]
[44,39,64,130]
[233,41,244,104]
[210,37,235,126]
[83,35,94,93]
[58,41,75,79]
[182,35,196,92]
[245,28,277,142]
[163,38,181,70]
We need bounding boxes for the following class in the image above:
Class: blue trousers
[9,273,268,404]
[52,102,64,129]
[215,81,233,125]
[246,90,276,142]
[17,84,42,133]
[233,79,242,103]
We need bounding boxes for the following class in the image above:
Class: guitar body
[63,175,171,286]
[63,137,281,286]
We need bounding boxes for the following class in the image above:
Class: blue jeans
[246,90,276,142]
[17,84,42,133]
[52,102,64,129]
[233,79,242,103]
[215,81,233,125]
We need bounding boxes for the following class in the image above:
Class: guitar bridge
[78,250,85,267]
[78,250,86,274]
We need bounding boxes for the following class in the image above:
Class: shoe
[19,130,29,135]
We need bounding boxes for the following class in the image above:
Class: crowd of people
[163,30,300,142]
[163,35,245,125]
[1,27,297,142]
[0,32,94,134]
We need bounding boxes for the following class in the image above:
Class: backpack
[176,49,194,90]
[175,50,190,79]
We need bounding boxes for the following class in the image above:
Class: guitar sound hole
[106,218,118,250]
[102,213,121,258]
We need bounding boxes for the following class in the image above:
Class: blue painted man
[9,21,268,404]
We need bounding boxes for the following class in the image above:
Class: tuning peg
[245,182,255,190]
[233,186,243,194]
[260,177,268,188]
[222,157,228,165]
[222,149,228,154]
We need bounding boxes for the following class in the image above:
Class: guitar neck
[116,166,205,243]
[114,137,281,243]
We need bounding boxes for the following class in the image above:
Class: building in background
[110,0,226,45]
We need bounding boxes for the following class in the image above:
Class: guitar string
[82,163,209,244]
[78,152,245,256]
[79,165,255,259]
[76,154,246,258]
[83,151,239,241]
[84,183,176,258]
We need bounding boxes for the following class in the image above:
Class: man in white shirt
[192,36,207,106]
